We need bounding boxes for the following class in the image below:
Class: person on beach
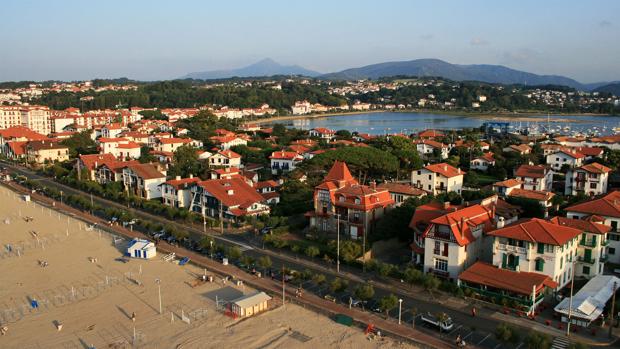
[131,312,136,322]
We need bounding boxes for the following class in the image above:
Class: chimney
[443,165,448,171]
[443,201,450,209]
[370,181,376,190]
[189,174,193,179]
[497,216,505,229]
[227,189,234,195]
[175,175,181,180]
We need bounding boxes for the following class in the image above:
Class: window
[610,247,616,255]
[610,233,620,241]
[354,197,361,204]
[537,243,545,254]
[434,259,448,272]
[417,171,421,175]
[612,222,618,232]
[582,265,590,275]
[428,175,432,180]
[560,256,563,268]
[545,244,554,253]
[434,241,440,255]
[535,258,544,272]
[590,183,597,189]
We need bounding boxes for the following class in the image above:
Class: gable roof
[324,160,356,183]
[566,191,620,218]
[487,218,582,246]
[493,178,523,188]
[197,178,264,210]
[424,163,464,178]
[459,262,558,296]
[0,126,47,140]
[549,216,611,235]
[162,177,201,190]
[515,165,547,178]
[334,184,394,210]
[508,188,555,202]
[408,201,462,232]
[124,163,165,180]
[578,162,611,174]
[377,182,426,196]
[427,204,494,246]
[269,151,303,160]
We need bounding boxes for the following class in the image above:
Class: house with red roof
[189,178,270,219]
[208,150,241,168]
[487,218,582,289]
[255,180,281,204]
[160,175,201,208]
[210,134,247,150]
[122,163,167,200]
[0,126,47,158]
[515,165,553,191]
[308,127,336,141]
[415,139,449,159]
[377,182,426,207]
[269,151,304,174]
[98,137,141,160]
[492,178,523,197]
[95,160,139,184]
[25,140,69,164]
[409,201,463,265]
[77,153,118,180]
[470,152,495,171]
[422,204,495,280]
[545,148,585,170]
[307,161,393,239]
[154,137,202,153]
[507,188,555,215]
[101,123,127,138]
[550,217,611,278]
[566,191,620,264]
[565,162,611,196]
[417,129,444,139]
[503,143,532,155]
[411,163,464,195]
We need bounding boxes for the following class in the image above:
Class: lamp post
[609,281,617,339]
[156,278,162,315]
[566,260,576,337]
[210,240,214,259]
[398,299,403,325]
[60,190,63,206]
[336,213,341,274]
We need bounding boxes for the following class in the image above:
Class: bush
[495,323,519,343]
[525,331,551,349]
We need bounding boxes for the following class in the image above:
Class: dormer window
[354,197,361,204]
[339,195,345,202]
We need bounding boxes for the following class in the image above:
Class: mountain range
[182,58,616,92]
[183,58,320,80]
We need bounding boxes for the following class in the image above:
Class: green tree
[495,323,519,343]
[227,246,242,261]
[257,256,272,274]
[424,275,441,291]
[379,294,399,317]
[312,273,326,285]
[354,284,375,301]
[403,267,423,289]
[525,331,551,349]
[329,277,348,293]
[168,145,204,178]
[304,245,320,260]
[61,130,97,157]
[273,180,313,216]
[464,171,479,187]
[339,240,362,263]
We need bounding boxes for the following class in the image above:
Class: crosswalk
[551,336,570,349]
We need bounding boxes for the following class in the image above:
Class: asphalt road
[0,161,569,348]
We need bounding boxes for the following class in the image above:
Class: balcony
[433,249,448,257]
[497,243,527,255]
[579,240,597,248]
[600,254,609,263]
[577,256,596,264]
[602,240,609,246]
[428,268,450,278]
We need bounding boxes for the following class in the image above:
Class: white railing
[497,243,527,255]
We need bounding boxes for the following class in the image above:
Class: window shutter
[592,235,597,245]
[537,243,544,254]
[502,253,507,268]
[515,255,520,268]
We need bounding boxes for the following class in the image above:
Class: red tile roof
[424,163,464,178]
[566,191,620,218]
[515,165,547,178]
[324,160,357,183]
[487,218,582,245]
[7,141,27,155]
[549,216,611,235]
[217,150,241,159]
[377,182,427,196]
[493,179,523,188]
[312,127,335,135]
[159,137,192,145]
[79,153,118,170]
[508,188,554,201]
[124,163,165,180]
[288,144,310,154]
[418,129,444,138]
[459,262,558,296]
[162,177,201,190]
[574,146,604,157]
[418,139,447,149]
[578,162,611,174]
[427,204,494,246]
[196,178,265,212]
[334,184,394,211]
[557,148,585,159]
[116,141,141,149]
[408,202,462,231]
[269,151,303,160]
[0,126,47,141]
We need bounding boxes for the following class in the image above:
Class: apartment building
[565,162,611,196]
[411,163,464,195]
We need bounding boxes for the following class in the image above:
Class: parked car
[420,312,454,331]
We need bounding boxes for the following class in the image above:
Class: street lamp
[210,240,214,259]
[336,213,340,274]
[60,190,63,206]
[398,299,403,325]
[155,278,162,315]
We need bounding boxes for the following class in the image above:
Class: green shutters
[584,249,592,262]
[592,235,597,245]
[514,255,520,269]
[502,253,507,268]
[537,243,545,254]
[535,259,544,271]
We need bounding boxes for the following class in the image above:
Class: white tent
[554,275,620,327]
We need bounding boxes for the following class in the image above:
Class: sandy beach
[0,185,416,349]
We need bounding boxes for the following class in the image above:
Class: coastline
[252,109,614,125]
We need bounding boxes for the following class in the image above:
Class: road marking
[477,333,491,345]
[515,342,524,349]
[493,344,502,349]
[216,236,254,251]
[448,324,462,335]
[462,331,474,340]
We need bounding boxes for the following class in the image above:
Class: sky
[1,0,619,83]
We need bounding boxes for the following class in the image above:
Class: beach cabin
[230,292,271,318]
[127,238,156,259]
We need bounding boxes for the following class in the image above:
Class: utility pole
[362,216,367,273]
[336,213,340,274]
[282,265,285,308]
[566,260,576,336]
[398,299,403,325]
[156,278,162,315]
[609,281,617,339]
[219,200,223,234]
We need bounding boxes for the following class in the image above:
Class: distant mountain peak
[183,58,320,80]
[321,58,588,90]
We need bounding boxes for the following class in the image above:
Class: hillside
[183,58,320,80]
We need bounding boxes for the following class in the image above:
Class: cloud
[470,38,489,46]
[500,48,540,65]
[419,34,434,40]
[599,20,612,28]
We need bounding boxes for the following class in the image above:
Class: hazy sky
[1,0,618,82]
